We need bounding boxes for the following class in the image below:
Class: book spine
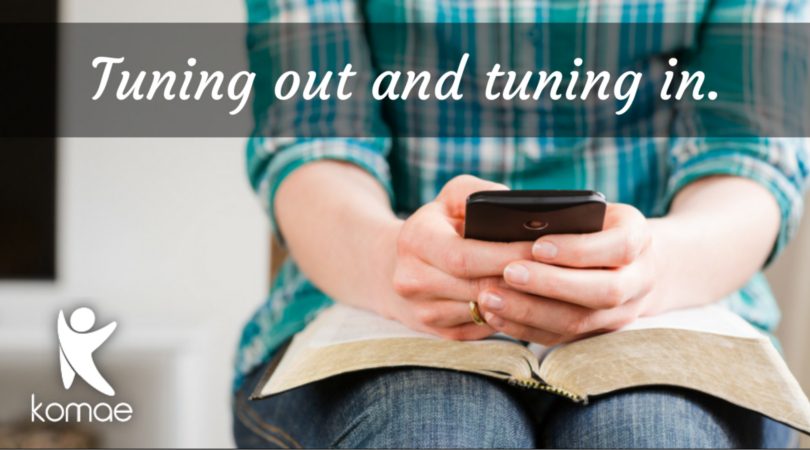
[507,377,586,404]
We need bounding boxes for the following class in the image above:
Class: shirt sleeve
[665,139,809,265]
[664,0,810,265]
[245,0,393,242]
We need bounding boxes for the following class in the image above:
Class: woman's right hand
[383,175,534,340]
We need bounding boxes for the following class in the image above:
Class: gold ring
[469,301,486,326]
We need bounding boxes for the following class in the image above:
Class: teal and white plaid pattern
[235,0,810,388]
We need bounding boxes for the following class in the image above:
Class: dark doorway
[0,1,57,279]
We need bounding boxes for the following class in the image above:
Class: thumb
[437,175,509,218]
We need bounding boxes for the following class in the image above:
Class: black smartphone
[463,190,606,242]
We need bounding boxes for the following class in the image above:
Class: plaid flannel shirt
[235,0,810,387]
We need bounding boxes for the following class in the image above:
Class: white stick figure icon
[57,307,117,396]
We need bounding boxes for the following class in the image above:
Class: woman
[233,0,808,447]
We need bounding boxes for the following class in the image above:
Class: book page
[296,302,756,355]
[526,303,755,361]
[619,303,763,338]
[308,305,440,348]
[308,304,529,348]
[255,304,538,398]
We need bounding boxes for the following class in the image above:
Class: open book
[251,303,810,435]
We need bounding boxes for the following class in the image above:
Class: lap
[233,366,797,448]
[540,387,797,448]
[233,367,537,448]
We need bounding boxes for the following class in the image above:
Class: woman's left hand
[476,203,658,345]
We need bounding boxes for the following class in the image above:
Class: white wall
[0,139,268,447]
[59,0,245,22]
[0,1,266,447]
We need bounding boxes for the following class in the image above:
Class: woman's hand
[476,203,657,345]
[279,160,778,346]
[384,175,534,340]
[277,164,537,341]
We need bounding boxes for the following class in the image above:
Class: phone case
[463,190,606,242]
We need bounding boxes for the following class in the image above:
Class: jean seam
[237,390,304,449]
[234,399,290,448]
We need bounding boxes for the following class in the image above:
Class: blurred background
[0,0,808,447]
[0,1,266,447]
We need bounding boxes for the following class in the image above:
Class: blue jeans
[233,367,797,448]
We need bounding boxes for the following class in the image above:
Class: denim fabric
[232,367,797,448]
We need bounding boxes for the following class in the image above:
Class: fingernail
[484,312,503,328]
[480,292,504,311]
[504,264,530,285]
[533,240,558,260]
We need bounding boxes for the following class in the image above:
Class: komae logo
[31,307,133,423]
[58,306,117,396]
